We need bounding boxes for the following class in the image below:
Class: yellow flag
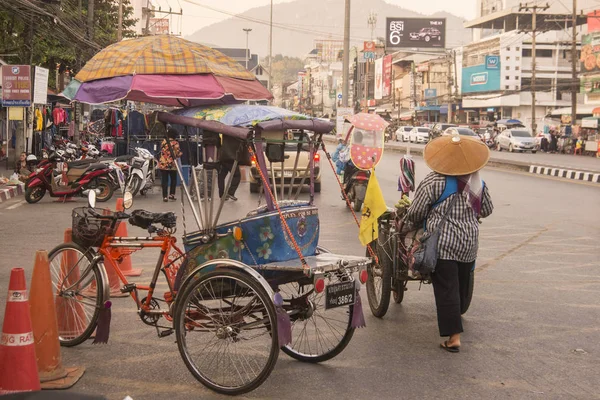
[359,170,387,246]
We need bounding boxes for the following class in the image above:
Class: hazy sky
[153,0,477,37]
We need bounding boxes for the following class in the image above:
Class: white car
[496,129,537,153]
[443,127,479,138]
[395,126,413,142]
[409,127,431,143]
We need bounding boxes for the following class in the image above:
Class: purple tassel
[351,281,366,329]
[274,292,292,347]
[93,300,112,344]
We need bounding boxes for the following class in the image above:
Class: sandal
[440,340,460,353]
[163,197,168,202]
[169,195,176,201]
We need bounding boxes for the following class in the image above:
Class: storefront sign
[374,57,383,100]
[582,118,598,128]
[364,51,376,60]
[485,55,500,69]
[580,75,600,93]
[2,65,31,107]
[383,55,392,97]
[386,17,446,48]
[33,66,49,105]
[461,63,501,94]
[363,41,375,51]
[580,32,600,74]
[417,63,429,72]
[588,11,600,34]
[8,107,24,120]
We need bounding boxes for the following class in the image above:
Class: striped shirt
[403,172,494,263]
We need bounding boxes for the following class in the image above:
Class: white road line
[6,200,26,210]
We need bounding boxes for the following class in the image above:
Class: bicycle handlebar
[87,208,130,220]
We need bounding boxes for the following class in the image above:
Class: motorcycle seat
[86,163,109,172]
[115,155,134,162]
[67,159,95,169]
[128,210,177,229]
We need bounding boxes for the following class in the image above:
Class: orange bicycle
[48,206,184,346]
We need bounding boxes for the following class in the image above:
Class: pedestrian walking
[217,133,242,201]
[158,129,182,202]
[403,134,494,353]
[217,161,241,201]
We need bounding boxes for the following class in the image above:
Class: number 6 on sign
[390,31,401,45]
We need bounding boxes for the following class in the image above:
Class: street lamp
[243,28,252,70]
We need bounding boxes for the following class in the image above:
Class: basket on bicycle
[72,207,118,248]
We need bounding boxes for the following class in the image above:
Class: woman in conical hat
[403,134,494,353]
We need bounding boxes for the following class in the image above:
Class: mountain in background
[186,0,473,59]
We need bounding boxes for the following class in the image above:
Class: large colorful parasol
[62,36,273,106]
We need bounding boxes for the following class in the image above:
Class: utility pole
[571,0,577,125]
[519,2,550,135]
[363,61,368,111]
[342,0,350,107]
[368,11,377,41]
[87,0,94,41]
[447,53,453,124]
[243,28,252,69]
[117,0,123,41]
[268,0,273,93]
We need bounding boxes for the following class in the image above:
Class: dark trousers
[431,259,475,337]
[160,169,177,198]
[217,161,241,198]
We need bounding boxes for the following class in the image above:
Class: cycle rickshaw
[49,105,370,395]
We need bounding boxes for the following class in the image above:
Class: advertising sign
[461,63,501,94]
[580,32,600,74]
[374,57,383,100]
[364,41,376,51]
[336,106,353,139]
[386,17,446,49]
[588,11,600,33]
[150,18,169,35]
[33,66,49,105]
[581,75,600,93]
[2,65,31,107]
[364,51,376,60]
[383,55,392,97]
[417,63,429,72]
[485,55,500,69]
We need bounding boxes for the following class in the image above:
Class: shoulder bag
[412,194,460,275]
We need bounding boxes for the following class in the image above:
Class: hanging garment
[101,141,115,155]
[125,110,147,136]
[35,109,43,131]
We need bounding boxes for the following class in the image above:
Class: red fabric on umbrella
[347,112,389,131]
[215,76,273,102]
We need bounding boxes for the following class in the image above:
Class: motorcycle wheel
[95,178,114,202]
[127,175,142,197]
[25,186,46,204]
[353,198,363,212]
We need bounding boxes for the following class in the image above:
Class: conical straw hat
[424,134,490,176]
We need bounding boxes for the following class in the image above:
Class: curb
[0,183,24,203]
[529,165,600,183]
[322,136,599,184]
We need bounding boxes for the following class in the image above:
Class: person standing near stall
[403,134,494,353]
[158,129,182,202]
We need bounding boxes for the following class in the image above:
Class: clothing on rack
[101,140,115,155]
[53,107,67,125]
[90,109,105,122]
[124,110,147,136]
[35,109,43,131]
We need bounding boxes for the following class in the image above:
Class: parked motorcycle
[24,153,114,204]
[343,162,371,212]
[126,147,156,196]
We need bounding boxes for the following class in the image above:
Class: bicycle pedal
[158,329,173,338]
[120,283,137,294]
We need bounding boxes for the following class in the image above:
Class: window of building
[506,47,511,51]
[505,85,510,90]
[506,56,510,61]
[506,66,510,70]
[536,49,553,58]
[516,47,520,51]
[522,48,532,57]
[516,56,520,61]
[506,76,510,80]
[515,66,520,70]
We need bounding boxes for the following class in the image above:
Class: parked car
[431,123,457,138]
[395,126,413,142]
[409,127,431,143]
[443,127,479,137]
[249,132,322,193]
[409,27,442,43]
[496,129,537,153]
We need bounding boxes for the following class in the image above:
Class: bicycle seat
[129,210,177,229]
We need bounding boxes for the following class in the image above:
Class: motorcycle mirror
[88,190,97,208]
[123,191,133,209]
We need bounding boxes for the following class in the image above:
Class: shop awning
[397,110,414,120]
[549,105,595,116]
[415,105,441,112]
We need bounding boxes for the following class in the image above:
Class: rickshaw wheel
[279,272,355,363]
[392,279,406,304]
[174,268,278,395]
[366,228,392,318]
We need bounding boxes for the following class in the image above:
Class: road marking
[6,200,25,210]
[486,166,600,187]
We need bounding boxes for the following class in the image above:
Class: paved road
[385,138,600,172]
[0,155,599,400]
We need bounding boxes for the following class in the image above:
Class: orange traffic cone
[56,229,88,338]
[0,268,41,394]
[30,250,85,389]
[113,198,142,276]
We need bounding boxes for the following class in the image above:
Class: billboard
[580,33,600,74]
[2,65,31,107]
[386,18,446,49]
[383,55,392,97]
[150,18,169,35]
[461,63,501,94]
[485,55,500,69]
[33,66,49,105]
[374,57,383,100]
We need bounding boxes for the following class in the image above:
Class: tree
[0,0,137,87]
[262,55,304,86]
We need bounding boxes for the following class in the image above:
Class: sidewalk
[323,136,600,184]
[0,163,24,203]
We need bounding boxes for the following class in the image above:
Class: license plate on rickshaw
[325,281,355,309]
